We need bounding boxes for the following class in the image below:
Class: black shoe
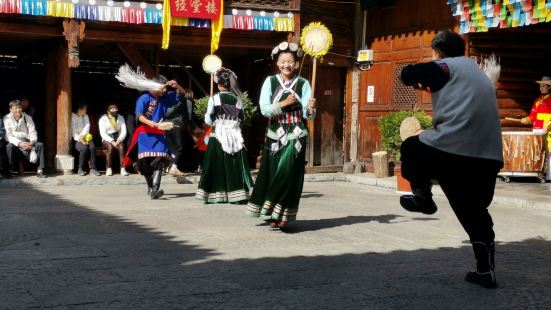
[400,195,437,214]
[150,189,164,200]
[36,171,48,178]
[176,176,192,184]
[465,270,497,289]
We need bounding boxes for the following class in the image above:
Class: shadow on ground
[0,188,550,309]
[282,214,413,233]
[301,191,324,199]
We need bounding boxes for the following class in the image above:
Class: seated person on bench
[99,103,128,176]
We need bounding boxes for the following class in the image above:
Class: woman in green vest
[195,68,254,203]
[245,42,317,228]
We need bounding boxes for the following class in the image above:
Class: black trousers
[0,139,10,174]
[164,120,194,171]
[75,141,97,170]
[137,156,167,177]
[400,136,503,245]
[6,142,45,170]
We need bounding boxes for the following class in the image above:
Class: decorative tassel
[210,0,224,53]
[161,0,171,49]
[115,64,164,92]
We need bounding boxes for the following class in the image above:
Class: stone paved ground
[1,182,550,309]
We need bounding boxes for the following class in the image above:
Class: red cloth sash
[194,126,211,152]
[123,125,164,167]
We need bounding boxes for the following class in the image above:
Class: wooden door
[311,66,346,167]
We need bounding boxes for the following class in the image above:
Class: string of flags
[0,0,294,31]
[447,0,551,33]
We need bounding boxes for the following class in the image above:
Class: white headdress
[271,41,303,60]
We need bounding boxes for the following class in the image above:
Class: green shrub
[194,91,258,127]
[379,109,432,160]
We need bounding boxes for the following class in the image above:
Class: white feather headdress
[115,64,165,92]
[479,54,501,86]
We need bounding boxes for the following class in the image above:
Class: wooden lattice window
[229,0,299,10]
[392,62,418,108]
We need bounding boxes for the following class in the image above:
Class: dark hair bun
[217,70,232,88]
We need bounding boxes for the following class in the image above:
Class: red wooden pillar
[55,42,74,173]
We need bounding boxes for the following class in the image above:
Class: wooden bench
[95,146,108,158]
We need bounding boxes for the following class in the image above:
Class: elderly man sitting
[3,99,47,178]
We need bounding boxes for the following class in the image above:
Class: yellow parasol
[202,54,223,97]
[300,22,333,95]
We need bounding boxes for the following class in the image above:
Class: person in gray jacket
[399,30,503,289]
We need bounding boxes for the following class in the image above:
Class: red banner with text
[170,0,222,19]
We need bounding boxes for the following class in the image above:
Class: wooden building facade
[346,0,551,169]
[0,0,356,172]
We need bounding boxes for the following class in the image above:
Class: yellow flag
[211,0,224,54]
[162,0,172,50]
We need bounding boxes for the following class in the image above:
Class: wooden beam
[0,20,60,37]
[116,43,155,78]
[305,165,343,174]
[0,18,283,49]
[167,52,209,96]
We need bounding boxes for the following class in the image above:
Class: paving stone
[0,182,550,309]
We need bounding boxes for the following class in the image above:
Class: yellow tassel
[211,0,224,54]
[171,17,189,26]
[162,0,172,50]
[274,18,294,32]
[47,1,74,18]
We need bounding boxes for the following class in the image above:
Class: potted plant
[194,91,258,127]
[379,109,432,193]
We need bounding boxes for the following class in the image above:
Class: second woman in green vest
[195,68,254,204]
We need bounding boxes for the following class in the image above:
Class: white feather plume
[115,64,164,92]
[479,54,501,86]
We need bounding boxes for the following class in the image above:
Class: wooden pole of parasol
[210,74,214,97]
[311,57,318,95]
[307,56,318,168]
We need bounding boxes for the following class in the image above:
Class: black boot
[465,242,497,289]
[400,185,437,215]
[150,169,164,200]
[145,175,153,196]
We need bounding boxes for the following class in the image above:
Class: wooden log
[117,43,155,78]
[372,151,389,178]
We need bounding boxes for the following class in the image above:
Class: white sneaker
[120,168,129,176]
[106,168,113,176]
[168,168,185,176]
